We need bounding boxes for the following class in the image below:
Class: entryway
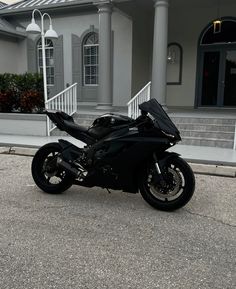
[197,19,236,107]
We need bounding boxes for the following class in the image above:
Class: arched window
[83,32,99,86]
[37,39,54,85]
[201,20,236,45]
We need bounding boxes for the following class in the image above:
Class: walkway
[0,134,236,166]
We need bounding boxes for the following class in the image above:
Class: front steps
[171,116,236,149]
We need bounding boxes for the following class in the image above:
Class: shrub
[20,90,44,113]
[0,91,14,112]
[0,74,19,112]
[0,73,44,113]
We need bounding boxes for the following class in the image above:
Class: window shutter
[27,38,37,73]
[72,34,81,100]
[51,35,64,97]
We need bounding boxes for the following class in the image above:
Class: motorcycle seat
[63,119,88,133]
[55,111,110,140]
[55,111,88,133]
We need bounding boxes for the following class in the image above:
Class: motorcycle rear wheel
[31,142,73,194]
[139,157,195,211]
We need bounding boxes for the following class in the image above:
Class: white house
[1,0,236,109]
[0,0,236,148]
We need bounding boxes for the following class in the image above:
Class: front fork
[153,153,166,185]
[152,152,181,187]
[153,153,162,174]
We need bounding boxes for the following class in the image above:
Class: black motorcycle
[31,99,195,211]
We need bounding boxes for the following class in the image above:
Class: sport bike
[31,99,195,211]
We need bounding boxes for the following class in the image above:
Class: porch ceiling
[116,0,236,14]
[170,0,236,9]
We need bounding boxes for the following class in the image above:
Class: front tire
[31,142,73,194]
[139,157,195,211]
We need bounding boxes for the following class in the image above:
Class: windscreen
[139,99,180,139]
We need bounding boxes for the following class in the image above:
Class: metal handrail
[45,83,77,135]
[45,83,77,105]
[127,81,151,105]
[127,81,151,119]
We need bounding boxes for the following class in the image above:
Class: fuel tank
[92,113,133,128]
[88,113,134,139]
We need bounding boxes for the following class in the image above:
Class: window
[37,39,54,86]
[83,32,99,86]
[167,43,183,85]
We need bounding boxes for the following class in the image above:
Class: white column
[151,0,169,106]
[95,1,113,109]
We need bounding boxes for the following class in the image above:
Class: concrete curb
[189,163,236,178]
[0,146,37,156]
[1,146,236,178]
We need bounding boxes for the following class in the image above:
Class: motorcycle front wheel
[139,157,195,211]
[31,142,73,194]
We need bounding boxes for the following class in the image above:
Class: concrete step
[181,137,233,149]
[175,117,235,148]
[51,129,69,137]
[74,118,94,127]
[176,123,235,132]
[171,117,236,125]
[180,130,234,140]
[74,112,107,127]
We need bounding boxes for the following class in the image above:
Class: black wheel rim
[147,162,186,202]
[41,151,66,186]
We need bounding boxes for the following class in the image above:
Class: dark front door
[223,50,236,106]
[199,46,236,107]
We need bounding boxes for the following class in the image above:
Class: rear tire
[31,142,73,194]
[139,157,195,211]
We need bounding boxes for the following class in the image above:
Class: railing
[45,83,77,135]
[127,81,151,119]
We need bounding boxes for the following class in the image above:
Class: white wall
[0,38,27,74]
[112,10,132,107]
[16,39,28,73]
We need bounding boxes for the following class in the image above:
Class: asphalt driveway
[0,154,235,289]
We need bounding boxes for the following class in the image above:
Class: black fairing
[139,99,181,140]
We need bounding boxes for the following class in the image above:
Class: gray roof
[0,1,7,9]
[0,17,26,38]
[0,0,129,15]
[0,0,93,13]
[7,0,80,10]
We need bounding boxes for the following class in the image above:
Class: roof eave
[0,28,26,39]
[0,1,94,16]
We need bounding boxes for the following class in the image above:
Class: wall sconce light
[213,19,222,34]
[213,0,222,34]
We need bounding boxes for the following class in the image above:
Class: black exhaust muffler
[57,158,80,177]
